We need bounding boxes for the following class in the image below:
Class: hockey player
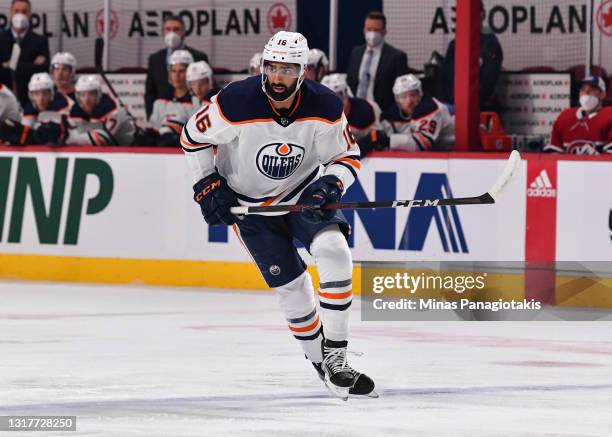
[360,74,455,155]
[0,74,68,146]
[181,31,375,400]
[50,52,77,102]
[0,83,21,123]
[22,73,70,127]
[248,52,262,76]
[544,76,612,155]
[187,61,219,107]
[150,50,195,147]
[305,48,329,82]
[65,75,135,146]
[321,73,380,140]
[0,84,25,144]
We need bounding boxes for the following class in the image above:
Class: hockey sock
[310,225,353,342]
[275,270,323,363]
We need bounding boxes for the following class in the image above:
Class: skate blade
[324,376,349,401]
[349,389,379,398]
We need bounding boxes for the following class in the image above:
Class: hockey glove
[298,175,344,223]
[156,131,179,147]
[36,121,65,145]
[357,130,390,157]
[133,128,159,147]
[193,173,238,226]
[0,119,35,145]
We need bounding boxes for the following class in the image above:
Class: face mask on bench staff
[12,13,29,32]
[164,32,181,50]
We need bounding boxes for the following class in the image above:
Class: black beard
[265,79,297,101]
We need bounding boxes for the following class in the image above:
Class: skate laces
[323,346,350,374]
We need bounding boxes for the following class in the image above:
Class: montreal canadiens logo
[256,143,304,179]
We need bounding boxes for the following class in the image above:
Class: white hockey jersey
[381,96,455,151]
[149,91,196,136]
[65,94,135,146]
[0,84,21,122]
[181,76,361,211]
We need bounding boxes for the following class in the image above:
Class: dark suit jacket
[346,43,409,113]
[145,45,209,118]
[436,33,504,105]
[0,29,50,106]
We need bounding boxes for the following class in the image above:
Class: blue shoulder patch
[382,103,404,123]
[216,76,343,125]
[92,94,117,118]
[24,93,69,117]
[70,93,117,120]
[295,80,343,122]
[382,96,439,123]
[49,92,69,111]
[412,95,439,119]
[23,101,37,117]
[216,76,271,122]
[347,97,375,129]
[159,89,193,103]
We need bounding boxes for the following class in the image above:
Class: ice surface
[1,281,612,436]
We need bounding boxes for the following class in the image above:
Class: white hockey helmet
[75,75,103,103]
[28,73,55,102]
[261,31,309,101]
[29,72,54,93]
[249,52,262,75]
[50,51,77,76]
[392,74,422,97]
[187,61,213,84]
[168,50,194,67]
[308,48,329,69]
[321,73,349,96]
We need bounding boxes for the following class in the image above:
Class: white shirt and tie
[356,42,383,102]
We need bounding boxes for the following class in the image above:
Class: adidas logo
[527,170,556,198]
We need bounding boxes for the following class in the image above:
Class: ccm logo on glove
[194,179,221,202]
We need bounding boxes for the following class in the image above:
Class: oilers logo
[256,143,304,180]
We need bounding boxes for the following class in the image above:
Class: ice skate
[315,340,377,400]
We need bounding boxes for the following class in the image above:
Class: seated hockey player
[65,75,135,146]
[181,31,376,400]
[149,50,195,147]
[321,73,380,140]
[22,72,70,127]
[248,52,262,76]
[50,52,77,102]
[544,76,612,155]
[187,60,219,107]
[304,48,329,82]
[359,74,455,156]
[0,75,68,146]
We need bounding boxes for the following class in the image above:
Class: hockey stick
[230,150,521,215]
[94,37,141,127]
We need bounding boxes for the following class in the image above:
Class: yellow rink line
[1,254,611,309]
